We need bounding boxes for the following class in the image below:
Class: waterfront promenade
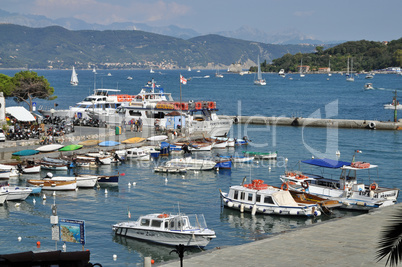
[161,204,400,267]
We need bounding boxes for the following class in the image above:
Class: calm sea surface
[1,69,402,265]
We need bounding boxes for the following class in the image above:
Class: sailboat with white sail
[254,56,266,86]
[346,57,354,82]
[70,66,78,86]
[300,58,305,78]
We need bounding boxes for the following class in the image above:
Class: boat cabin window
[248,193,253,201]
[104,103,111,108]
[164,221,169,229]
[151,220,162,228]
[256,194,261,203]
[140,219,150,226]
[240,192,246,200]
[264,196,274,204]
[234,190,238,199]
[129,110,141,116]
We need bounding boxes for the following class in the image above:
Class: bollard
[144,257,152,267]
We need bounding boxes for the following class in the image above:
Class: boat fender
[370,182,378,191]
[46,172,53,178]
[233,116,239,124]
[251,204,257,215]
[240,204,245,213]
[301,181,309,189]
[227,201,234,208]
[281,182,289,191]
[368,121,376,129]
[314,210,321,216]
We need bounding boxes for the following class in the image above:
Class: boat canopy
[301,158,351,169]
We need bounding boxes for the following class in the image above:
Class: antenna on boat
[177,202,181,215]
[352,150,362,163]
[241,176,247,186]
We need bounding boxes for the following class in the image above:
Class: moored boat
[279,154,399,210]
[27,179,77,191]
[1,185,32,201]
[220,179,322,217]
[97,175,119,186]
[243,151,277,159]
[44,173,98,188]
[165,157,217,171]
[112,212,216,247]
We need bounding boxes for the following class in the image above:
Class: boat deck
[161,203,401,266]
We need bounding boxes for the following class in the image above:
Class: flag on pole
[180,75,187,85]
[128,209,131,219]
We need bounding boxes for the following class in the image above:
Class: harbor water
[0,69,402,265]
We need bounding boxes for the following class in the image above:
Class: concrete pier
[220,115,402,130]
[161,204,401,267]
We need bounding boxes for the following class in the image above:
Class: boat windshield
[187,214,208,230]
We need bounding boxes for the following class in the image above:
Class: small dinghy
[36,144,64,152]
[59,144,83,151]
[98,141,121,147]
[12,150,40,156]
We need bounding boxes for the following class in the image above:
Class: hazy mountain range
[0,9,339,45]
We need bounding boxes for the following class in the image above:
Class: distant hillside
[0,24,319,69]
[255,39,402,73]
[0,8,338,44]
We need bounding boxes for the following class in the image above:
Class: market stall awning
[6,106,36,122]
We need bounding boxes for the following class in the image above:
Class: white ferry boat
[92,100,232,137]
[112,213,216,247]
[279,154,399,211]
[39,79,172,120]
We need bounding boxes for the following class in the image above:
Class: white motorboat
[70,66,78,86]
[220,179,322,217]
[365,73,374,79]
[27,179,77,191]
[165,157,217,171]
[384,99,402,110]
[0,185,32,201]
[278,69,285,77]
[364,83,374,90]
[43,173,98,188]
[254,56,266,85]
[126,148,150,161]
[38,88,137,119]
[0,164,19,177]
[75,155,112,165]
[0,169,11,179]
[243,151,277,160]
[113,213,216,247]
[279,155,399,211]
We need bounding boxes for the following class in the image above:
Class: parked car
[0,129,5,142]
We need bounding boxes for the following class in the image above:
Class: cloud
[31,0,190,25]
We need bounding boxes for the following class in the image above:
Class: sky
[2,0,401,42]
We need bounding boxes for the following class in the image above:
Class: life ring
[301,181,309,189]
[281,182,289,191]
[368,121,376,129]
[370,182,378,191]
[157,214,169,218]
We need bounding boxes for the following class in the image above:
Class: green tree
[394,49,402,67]
[10,71,56,111]
[0,74,14,96]
[316,46,324,54]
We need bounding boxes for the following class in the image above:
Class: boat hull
[113,225,215,247]
[2,187,32,201]
[27,180,77,191]
[97,175,119,185]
